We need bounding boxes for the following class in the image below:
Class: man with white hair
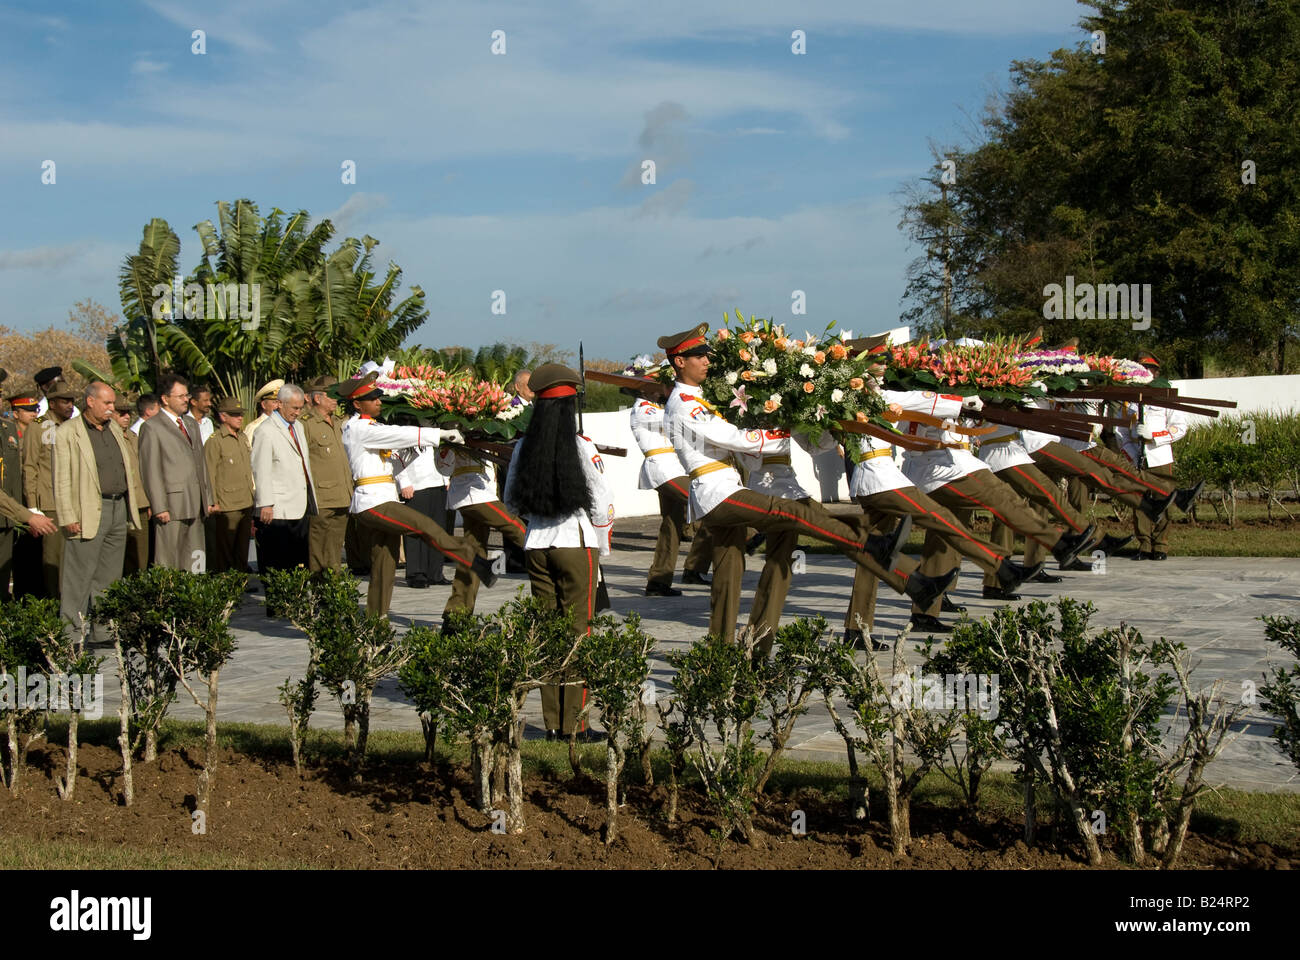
[251,383,317,573]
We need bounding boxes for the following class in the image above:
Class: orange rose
[803,381,815,393]
[831,344,847,360]
[739,349,751,362]
[774,337,788,350]
[740,331,754,343]
[741,370,756,380]
[814,351,826,365]
[855,411,868,422]
[717,329,730,340]
[764,399,779,413]
[849,377,864,390]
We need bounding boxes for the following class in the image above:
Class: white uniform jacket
[1116,402,1187,469]
[663,381,773,521]
[975,422,1035,472]
[630,399,684,490]
[393,446,446,493]
[894,390,989,494]
[435,447,500,512]
[1053,399,1101,452]
[504,433,614,556]
[341,414,442,513]
[740,433,808,500]
[1020,397,1060,453]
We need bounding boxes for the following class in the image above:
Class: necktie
[177,416,190,443]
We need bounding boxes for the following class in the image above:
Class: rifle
[578,341,585,437]
[976,405,1094,442]
[835,419,944,451]
[884,409,999,436]
[448,438,515,468]
[583,369,671,402]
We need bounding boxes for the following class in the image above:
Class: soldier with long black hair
[505,363,614,740]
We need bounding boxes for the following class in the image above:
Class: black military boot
[1174,480,1205,513]
[908,613,952,635]
[1138,488,1176,523]
[865,514,912,572]
[995,557,1045,592]
[903,565,957,612]
[471,555,500,589]
[1094,533,1133,556]
[1051,523,1097,567]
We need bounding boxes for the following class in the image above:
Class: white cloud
[131,58,169,74]
[0,242,94,271]
[317,193,391,235]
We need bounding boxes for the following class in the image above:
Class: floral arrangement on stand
[375,365,530,438]
[885,339,1036,403]
[700,309,888,443]
[621,354,676,392]
[1081,354,1168,387]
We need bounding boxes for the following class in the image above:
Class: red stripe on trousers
[368,509,471,566]
[945,485,1055,550]
[892,488,1001,561]
[1079,449,1166,493]
[1008,465,1084,532]
[666,478,688,497]
[1036,449,1127,495]
[484,499,526,536]
[720,497,860,549]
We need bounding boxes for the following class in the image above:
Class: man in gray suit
[138,373,214,570]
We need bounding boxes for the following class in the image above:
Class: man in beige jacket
[54,382,143,641]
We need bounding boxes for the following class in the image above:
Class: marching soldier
[244,378,284,450]
[1116,352,1190,560]
[436,441,526,617]
[23,378,77,596]
[630,392,712,595]
[7,391,43,596]
[113,394,153,574]
[892,382,1097,631]
[659,323,954,644]
[301,376,353,572]
[842,339,1046,639]
[203,397,255,573]
[334,373,495,617]
[0,372,22,600]
[503,363,614,740]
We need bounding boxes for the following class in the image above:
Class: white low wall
[588,375,1300,519]
[1169,375,1300,428]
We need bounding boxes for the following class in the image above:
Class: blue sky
[0,0,1091,361]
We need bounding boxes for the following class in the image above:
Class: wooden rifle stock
[978,405,1093,442]
[583,369,670,401]
[836,420,943,451]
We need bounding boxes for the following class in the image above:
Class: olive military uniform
[300,405,353,572]
[204,421,255,573]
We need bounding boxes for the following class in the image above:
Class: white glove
[939,419,957,432]
[440,428,464,446]
[962,395,984,413]
[1136,424,1154,441]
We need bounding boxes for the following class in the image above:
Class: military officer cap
[45,379,77,401]
[1137,351,1160,368]
[1024,326,1044,347]
[853,333,892,358]
[113,394,133,414]
[0,368,7,385]
[528,363,582,398]
[34,366,63,387]
[328,372,382,402]
[216,396,245,416]
[254,378,285,403]
[7,392,40,410]
[656,323,710,358]
[1053,337,1080,353]
[304,374,339,394]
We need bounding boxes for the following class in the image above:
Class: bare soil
[2,742,1293,869]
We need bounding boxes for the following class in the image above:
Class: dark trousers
[353,502,474,617]
[209,508,253,573]
[527,545,595,735]
[445,500,526,615]
[647,478,713,588]
[255,513,309,574]
[123,508,151,575]
[402,486,453,583]
[1134,463,1176,551]
[12,531,44,597]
